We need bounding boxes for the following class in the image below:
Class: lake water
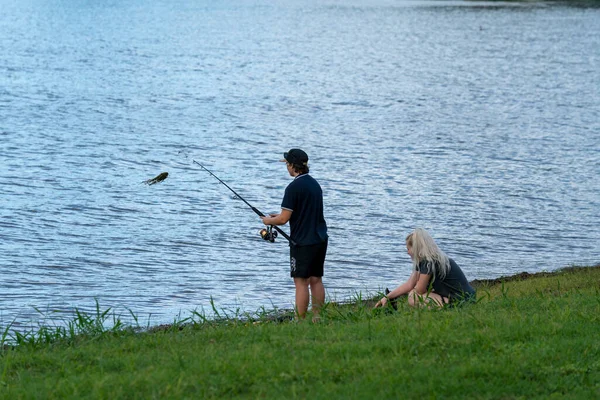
[1,0,599,329]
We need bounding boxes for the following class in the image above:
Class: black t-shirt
[281,174,328,246]
[417,258,475,299]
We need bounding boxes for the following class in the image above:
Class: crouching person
[375,228,476,309]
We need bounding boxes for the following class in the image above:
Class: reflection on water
[1,0,599,328]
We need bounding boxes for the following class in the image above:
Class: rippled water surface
[1,0,599,327]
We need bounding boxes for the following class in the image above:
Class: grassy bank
[1,266,599,399]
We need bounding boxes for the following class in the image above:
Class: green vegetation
[1,266,599,399]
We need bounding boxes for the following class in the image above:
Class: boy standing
[260,149,328,321]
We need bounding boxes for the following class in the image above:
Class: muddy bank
[469,265,600,288]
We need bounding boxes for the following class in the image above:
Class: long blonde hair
[406,228,451,279]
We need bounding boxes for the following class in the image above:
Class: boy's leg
[308,240,327,320]
[293,277,310,319]
[309,276,325,317]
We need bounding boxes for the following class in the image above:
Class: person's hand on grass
[374,296,388,308]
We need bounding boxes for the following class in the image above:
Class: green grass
[1,266,599,399]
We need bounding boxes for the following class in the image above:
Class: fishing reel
[259,226,278,243]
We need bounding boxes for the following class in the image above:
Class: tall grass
[0,300,135,350]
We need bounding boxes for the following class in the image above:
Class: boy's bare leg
[293,278,310,319]
[309,276,325,321]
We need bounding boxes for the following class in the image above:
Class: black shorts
[290,240,328,278]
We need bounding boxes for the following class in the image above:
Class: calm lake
[1,0,599,328]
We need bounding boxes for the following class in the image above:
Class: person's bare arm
[413,273,431,295]
[374,270,419,308]
[260,209,292,226]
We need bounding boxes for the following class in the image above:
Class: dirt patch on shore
[470,265,600,288]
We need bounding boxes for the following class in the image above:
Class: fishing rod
[193,159,296,246]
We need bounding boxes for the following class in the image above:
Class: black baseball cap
[280,148,309,165]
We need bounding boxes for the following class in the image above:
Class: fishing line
[193,159,296,246]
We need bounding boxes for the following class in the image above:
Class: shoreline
[149,264,600,330]
[468,264,600,287]
[2,265,599,340]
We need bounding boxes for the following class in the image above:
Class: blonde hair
[405,228,451,279]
